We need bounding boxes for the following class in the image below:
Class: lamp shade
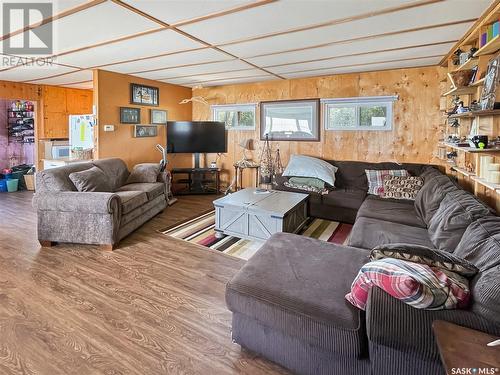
[239,138,252,150]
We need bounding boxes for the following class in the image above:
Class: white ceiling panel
[2,1,160,56]
[221,0,488,58]
[0,64,78,82]
[55,29,203,68]
[105,48,233,74]
[29,69,92,85]
[132,59,254,80]
[179,0,417,45]
[267,43,452,75]
[121,0,251,25]
[171,74,276,87]
[282,56,441,79]
[248,24,467,67]
[163,68,268,85]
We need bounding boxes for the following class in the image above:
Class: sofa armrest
[32,191,120,215]
[366,287,499,360]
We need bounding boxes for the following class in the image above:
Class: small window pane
[212,105,256,130]
[328,106,356,128]
[359,105,387,127]
[237,110,254,127]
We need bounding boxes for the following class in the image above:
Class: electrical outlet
[103,125,114,132]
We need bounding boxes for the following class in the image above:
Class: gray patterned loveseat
[33,158,168,250]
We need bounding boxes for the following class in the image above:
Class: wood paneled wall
[94,70,193,169]
[192,66,447,188]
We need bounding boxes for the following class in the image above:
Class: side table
[234,164,260,191]
[433,320,500,375]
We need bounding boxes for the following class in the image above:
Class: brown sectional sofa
[226,160,500,375]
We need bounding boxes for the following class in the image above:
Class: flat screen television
[167,121,227,154]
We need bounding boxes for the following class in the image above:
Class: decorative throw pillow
[365,169,409,196]
[126,163,160,184]
[382,175,424,200]
[283,155,338,187]
[345,258,471,311]
[370,243,479,278]
[69,166,112,192]
[288,176,325,189]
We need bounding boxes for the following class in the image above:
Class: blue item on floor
[0,180,7,192]
[6,179,18,192]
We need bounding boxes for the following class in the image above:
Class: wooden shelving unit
[454,58,479,71]
[438,2,500,211]
[474,35,500,56]
[439,142,500,153]
[451,166,476,177]
[442,86,477,96]
[471,77,486,87]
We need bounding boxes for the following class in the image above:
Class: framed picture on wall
[151,109,168,124]
[120,107,141,124]
[134,125,158,138]
[130,83,159,106]
[260,99,320,141]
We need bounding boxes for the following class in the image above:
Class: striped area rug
[161,210,352,261]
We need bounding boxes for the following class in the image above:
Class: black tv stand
[171,167,220,195]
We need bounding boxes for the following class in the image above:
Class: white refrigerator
[69,115,95,159]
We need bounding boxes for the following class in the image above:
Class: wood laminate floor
[0,191,287,375]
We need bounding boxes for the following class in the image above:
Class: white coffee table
[213,188,309,241]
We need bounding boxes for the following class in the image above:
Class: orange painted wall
[94,69,192,169]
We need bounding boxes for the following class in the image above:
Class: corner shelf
[470,77,485,87]
[471,176,500,193]
[442,86,477,96]
[454,58,478,71]
[439,142,500,153]
[446,109,500,119]
[474,35,500,57]
[451,166,476,177]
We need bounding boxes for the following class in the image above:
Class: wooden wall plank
[192,66,446,189]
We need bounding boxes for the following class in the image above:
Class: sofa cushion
[114,190,148,214]
[92,158,130,191]
[365,169,409,196]
[117,182,164,201]
[427,190,491,253]
[35,162,93,192]
[346,258,471,311]
[328,161,425,190]
[347,216,434,250]
[454,216,500,272]
[226,233,369,355]
[69,166,113,192]
[382,175,424,200]
[283,155,338,187]
[356,195,426,228]
[414,174,459,225]
[126,163,160,184]
[322,188,367,211]
[371,243,478,278]
[470,265,500,326]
